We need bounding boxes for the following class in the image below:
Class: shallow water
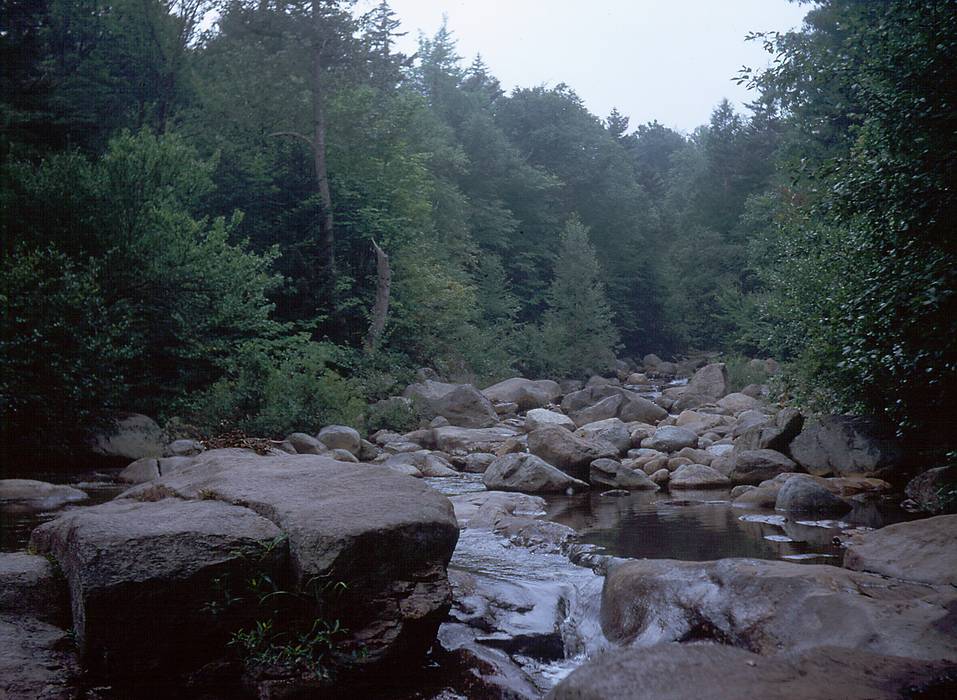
[0,466,126,551]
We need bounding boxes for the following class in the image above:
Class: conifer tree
[532,217,619,377]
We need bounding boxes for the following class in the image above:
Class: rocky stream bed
[1,360,955,698]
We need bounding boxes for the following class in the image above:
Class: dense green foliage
[1,0,953,448]
[737,0,957,445]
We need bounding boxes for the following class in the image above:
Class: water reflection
[0,467,126,552]
[541,489,912,563]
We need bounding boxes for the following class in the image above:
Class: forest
[1,0,954,459]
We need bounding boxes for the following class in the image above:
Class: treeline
[1,1,953,451]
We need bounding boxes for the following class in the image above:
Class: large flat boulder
[843,514,957,587]
[527,425,618,482]
[600,558,957,661]
[789,415,903,477]
[481,378,561,411]
[483,453,588,494]
[547,643,957,700]
[30,498,285,681]
[117,452,459,668]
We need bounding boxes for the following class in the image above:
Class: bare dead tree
[365,239,392,352]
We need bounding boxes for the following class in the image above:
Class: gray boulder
[547,643,957,700]
[589,459,659,491]
[686,363,728,399]
[163,438,204,457]
[618,392,668,424]
[483,454,588,494]
[462,453,496,474]
[716,392,759,413]
[669,463,731,489]
[524,408,575,433]
[735,407,804,452]
[405,381,498,428]
[285,432,329,455]
[317,425,361,454]
[117,456,195,484]
[481,378,561,411]
[382,450,458,477]
[728,449,798,484]
[569,394,622,427]
[89,413,165,461]
[904,466,956,514]
[0,553,65,624]
[527,425,619,482]
[789,415,903,477]
[30,498,286,680]
[775,474,851,514]
[0,480,87,509]
[600,557,957,661]
[560,385,622,415]
[843,515,957,587]
[641,426,697,453]
[432,426,519,455]
[576,418,631,454]
[432,384,499,428]
[104,453,459,673]
[331,447,360,462]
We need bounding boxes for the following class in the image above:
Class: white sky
[356,0,809,133]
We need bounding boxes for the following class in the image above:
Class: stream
[1,452,915,697]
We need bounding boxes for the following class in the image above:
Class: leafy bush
[0,247,127,446]
[723,354,769,393]
[186,336,365,438]
[364,398,420,435]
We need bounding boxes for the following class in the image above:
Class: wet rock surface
[0,613,81,700]
[842,514,957,586]
[601,557,957,661]
[30,498,286,681]
[547,643,957,700]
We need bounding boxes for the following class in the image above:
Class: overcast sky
[355,0,808,133]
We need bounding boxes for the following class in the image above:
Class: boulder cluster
[1,353,952,698]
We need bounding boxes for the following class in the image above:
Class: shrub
[723,354,769,393]
[186,336,365,438]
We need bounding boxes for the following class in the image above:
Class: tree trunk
[312,1,335,284]
[365,239,392,352]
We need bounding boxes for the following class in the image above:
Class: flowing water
[1,454,915,696]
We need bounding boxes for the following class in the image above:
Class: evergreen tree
[526,217,619,377]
